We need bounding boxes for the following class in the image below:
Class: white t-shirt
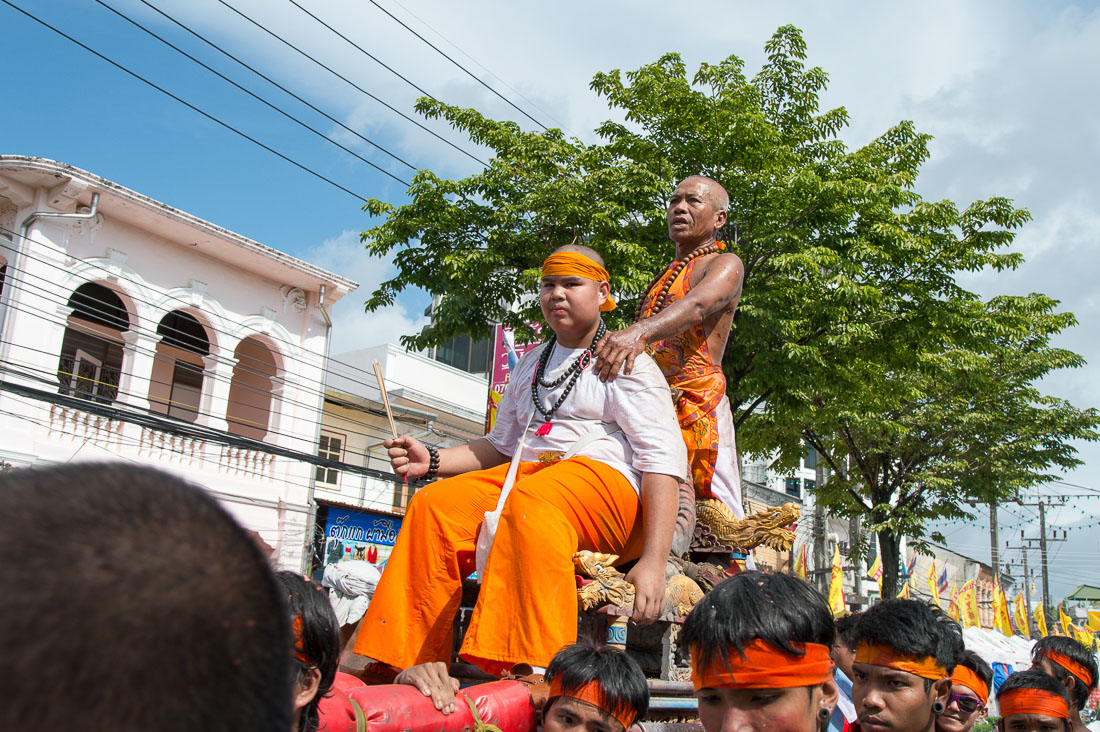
[486,340,688,492]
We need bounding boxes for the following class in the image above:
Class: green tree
[361,25,1028,459]
[796,293,1098,598]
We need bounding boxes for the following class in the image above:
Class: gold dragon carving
[695,500,800,551]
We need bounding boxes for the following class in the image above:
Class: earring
[932,701,946,714]
[819,709,831,721]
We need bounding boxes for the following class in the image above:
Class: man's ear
[293,666,322,712]
[598,280,611,304]
[819,678,839,709]
[714,208,728,231]
[1061,674,1077,698]
[931,677,952,705]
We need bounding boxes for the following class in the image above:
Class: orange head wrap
[548,678,637,730]
[951,665,989,704]
[998,688,1069,719]
[541,252,616,312]
[690,639,835,691]
[854,641,948,681]
[1039,650,1095,687]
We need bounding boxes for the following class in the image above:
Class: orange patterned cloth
[639,257,728,500]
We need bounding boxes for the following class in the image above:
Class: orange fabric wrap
[951,666,989,704]
[690,640,835,690]
[541,252,616,312]
[998,689,1069,719]
[549,679,637,730]
[1039,649,1095,686]
[854,641,948,681]
[356,457,642,676]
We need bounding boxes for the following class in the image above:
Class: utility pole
[812,458,828,594]
[989,501,1000,577]
[1005,531,1034,638]
[850,515,862,609]
[1038,501,1051,621]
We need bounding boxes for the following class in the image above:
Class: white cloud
[300,229,429,354]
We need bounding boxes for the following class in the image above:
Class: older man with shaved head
[594,175,746,519]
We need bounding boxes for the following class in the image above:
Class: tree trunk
[878,530,901,599]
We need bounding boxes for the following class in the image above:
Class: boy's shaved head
[551,243,605,269]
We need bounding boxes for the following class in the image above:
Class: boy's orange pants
[354,457,643,675]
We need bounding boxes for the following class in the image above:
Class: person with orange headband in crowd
[937,650,992,732]
[543,640,650,732]
[592,176,746,520]
[848,599,963,732]
[1030,637,1099,732]
[355,244,687,678]
[996,669,1072,732]
[681,570,840,732]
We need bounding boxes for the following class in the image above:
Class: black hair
[997,668,1071,718]
[0,462,292,732]
[544,639,649,728]
[276,571,340,732]
[834,612,862,650]
[956,649,993,698]
[853,599,964,677]
[1032,636,1099,709]
[681,570,836,677]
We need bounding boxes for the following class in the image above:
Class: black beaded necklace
[530,320,606,436]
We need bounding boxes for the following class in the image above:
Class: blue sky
[4,0,1098,598]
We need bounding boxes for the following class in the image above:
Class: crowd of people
[2,176,1097,731]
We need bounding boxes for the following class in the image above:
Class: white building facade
[0,156,356,570]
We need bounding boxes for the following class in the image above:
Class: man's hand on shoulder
[394,661,461,715]
[592,325,647,382]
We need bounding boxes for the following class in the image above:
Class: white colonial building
[0,156,356,570]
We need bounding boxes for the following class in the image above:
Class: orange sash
[950,666,989,704]
[854,641,947,681]
[541,252,616,312]
[549,679,637,730]
[690,640,835,690]
[998,689,1069,719]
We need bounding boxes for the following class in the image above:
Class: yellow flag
[828,545,846,616]
[1034,603,1049,637]
[993,576,1013,636]
[926,561,941,607]
[1071,625,1094,647]
[1088,610,1100,633]
[794,545,807,580]
[959,580,981,629]
[1012,592,1030,636]
[1059,606,1072,636]
[948,582,961,621]
[899,581,911,599]
[867,554,882,583]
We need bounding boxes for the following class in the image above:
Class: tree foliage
[361,26,1097,592]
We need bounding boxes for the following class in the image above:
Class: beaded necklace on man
[530,319,606,436]
[633,242,725,322]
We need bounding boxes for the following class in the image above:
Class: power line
[94,0,418,174]
[0,0,397,195]
[214,0,487,167]
[361,0,548,131]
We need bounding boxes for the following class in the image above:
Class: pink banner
[486,324,541,430]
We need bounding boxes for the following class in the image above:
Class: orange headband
[291,614,309,664]
[951,666,989,704]
[541,252,617,312]
[854,642,948,681]
[690,639,835,691]
[1039,650,1095,687]
[549,679,637,730]
[998,689,1069,719]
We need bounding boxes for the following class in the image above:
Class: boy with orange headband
[1030,637,1098,732]
[996,669,1072,732]
[849,600,963,732]
[681,571,840,732]
[355,245,686,677]
[544,641,650,732]
[937,650,992,732]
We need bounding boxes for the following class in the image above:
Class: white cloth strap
[473,413,621,582]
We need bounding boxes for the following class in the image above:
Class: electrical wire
[214,0,487,166]
[0,0,397,195]
[93,0,418,174]
[360,0,548,131]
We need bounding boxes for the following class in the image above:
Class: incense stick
[373,360,399,439]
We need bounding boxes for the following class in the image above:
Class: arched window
[226,336,277,441]
[149,311,210,422]
[57,282,130,403]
